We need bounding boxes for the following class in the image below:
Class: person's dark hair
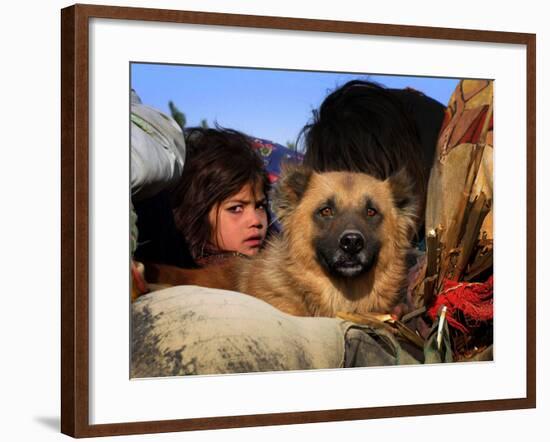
[301,80,443,226]
[171,126,270,260]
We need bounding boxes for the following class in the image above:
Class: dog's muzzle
[331,230,369,277]
[339,230,364,254]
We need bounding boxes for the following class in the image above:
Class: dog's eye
[367,207,378,217]
[319,207,334,217]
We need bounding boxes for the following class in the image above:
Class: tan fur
[144,167,417,317]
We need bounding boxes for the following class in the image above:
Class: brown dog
[145,165,418,317]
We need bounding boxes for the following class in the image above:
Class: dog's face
[311,184,383,278]
[273,165,418,281]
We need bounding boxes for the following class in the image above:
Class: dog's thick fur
[145,166,418,317]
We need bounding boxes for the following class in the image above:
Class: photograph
[3,0,546,440]
[128,64,494,378]
[59,3,535,437]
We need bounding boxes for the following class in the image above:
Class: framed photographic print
[61,3,536,438]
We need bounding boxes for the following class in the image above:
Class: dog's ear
[386,168,421,235]
[386,168,416,210]
[272,163,313,222]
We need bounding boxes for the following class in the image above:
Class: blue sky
[131,63,460,148]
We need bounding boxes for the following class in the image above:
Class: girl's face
[208,181,268,256]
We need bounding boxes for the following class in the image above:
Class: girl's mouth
[244,236,263,247]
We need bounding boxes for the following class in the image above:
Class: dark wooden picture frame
[61,3,536,438]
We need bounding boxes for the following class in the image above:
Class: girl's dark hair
[301,80,439,223]
[171,127,270,260]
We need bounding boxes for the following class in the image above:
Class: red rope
[427,276,493,334]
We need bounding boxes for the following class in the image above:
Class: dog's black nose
[339,231,364,254]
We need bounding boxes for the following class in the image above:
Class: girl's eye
[319,207,334,217]
[227,205,243,213]
[367,207,378,217]
[256,201,267,211]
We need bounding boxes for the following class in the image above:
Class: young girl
[171,127,271,266]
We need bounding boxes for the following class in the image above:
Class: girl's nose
[247,208,264,228]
